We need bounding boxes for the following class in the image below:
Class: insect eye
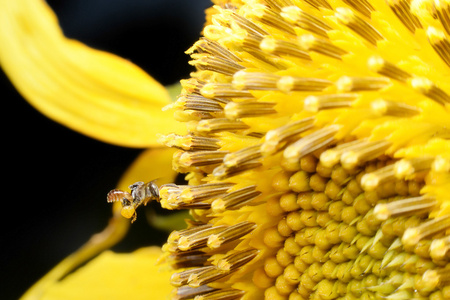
[120,206,136,219]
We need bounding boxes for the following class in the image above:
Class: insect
[106,181,160,223]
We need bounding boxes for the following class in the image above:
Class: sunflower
[3,0,450,299]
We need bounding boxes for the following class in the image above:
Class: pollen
[153,0,450,299]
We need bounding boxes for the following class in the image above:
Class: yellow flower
[156,0,450,298]
[3,0,450,299]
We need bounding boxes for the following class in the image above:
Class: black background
[1,1,210,299]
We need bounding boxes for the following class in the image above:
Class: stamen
[432,155,450,172]
[232,31,267,54]
[261,117,315,155]
[434,0,450,35]
[402,215,450,247]
[173,285,217,300]
[409,76,450,105]
[280,6,332,38]
[190,268,230,288]
[201,83,253,100]
[303,0,333,10]
[224,101,277,119]
[178,183,235,203]
[158,133,220,151]
[167,251,210,269]
[260,37,311,60]
[298,34,348,59]
[203,24,234,42]
[304,94,358,112]
[340,140,392,169]
[196,118,250,133]
[232,71,280,90]
[336,76,390,92]
[367,56,412,82]
[223,145,262,168]
[194,288,245,300]
[159,183,234,209]
[373,195,437,221]
[386,0,422,32]
[264,0,295,11]
[178,225,228,251]
[189,55,245,76]
[230,9,269,37]
[213,161,263,180]
[283,125,340,164]
[370,99,421,116]
[181,78,206,95]
[186,37,242,63]
[168,224,213,245]
[342,0,375,18]
[360,164,396,191]
[244,4,297,35]
[276,76,333,93]
[421,267,450,290]
[171,268,203,287]
[211,186,262,213]
[430,236,450,260]
[207,222,257,249]
[216,249,259,271]
[335,7,384,45]
[174,94,224,112]
[178,151,229,167]
[427,26,450,68]
[174,110,215,122]
[393,157,434,179]
[319,140,370,168]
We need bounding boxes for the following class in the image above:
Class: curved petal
[0,0,184,147]
[117,147,178,189]
[21,202,130,300]
[39,247,173,300]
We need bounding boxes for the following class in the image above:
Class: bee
[107,181,159,223]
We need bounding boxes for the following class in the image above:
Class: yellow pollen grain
[253,267,274,289]
[280,193,302,212]
[286,211,305,232]
[276,275,297,295]
[278,218,294,237]
[267,195,286,217]
[264,227,286,248]
[311,192,330,211]
[273,170,294,192]
[264,286,288,300]
[265,256,284,278]
[284,236,302,256]
[297,192,314,210]
[289,171,311,192]
[276,248,294,267]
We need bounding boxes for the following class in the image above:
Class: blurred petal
[21,203,130,300]
[117,147,178,189]
[0,0,184,147]
[40,247,172,300]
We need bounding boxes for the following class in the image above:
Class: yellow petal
[40,247,173,300]
[21,204,131,300]
[117,147,178,189]
[0,0,184,147]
